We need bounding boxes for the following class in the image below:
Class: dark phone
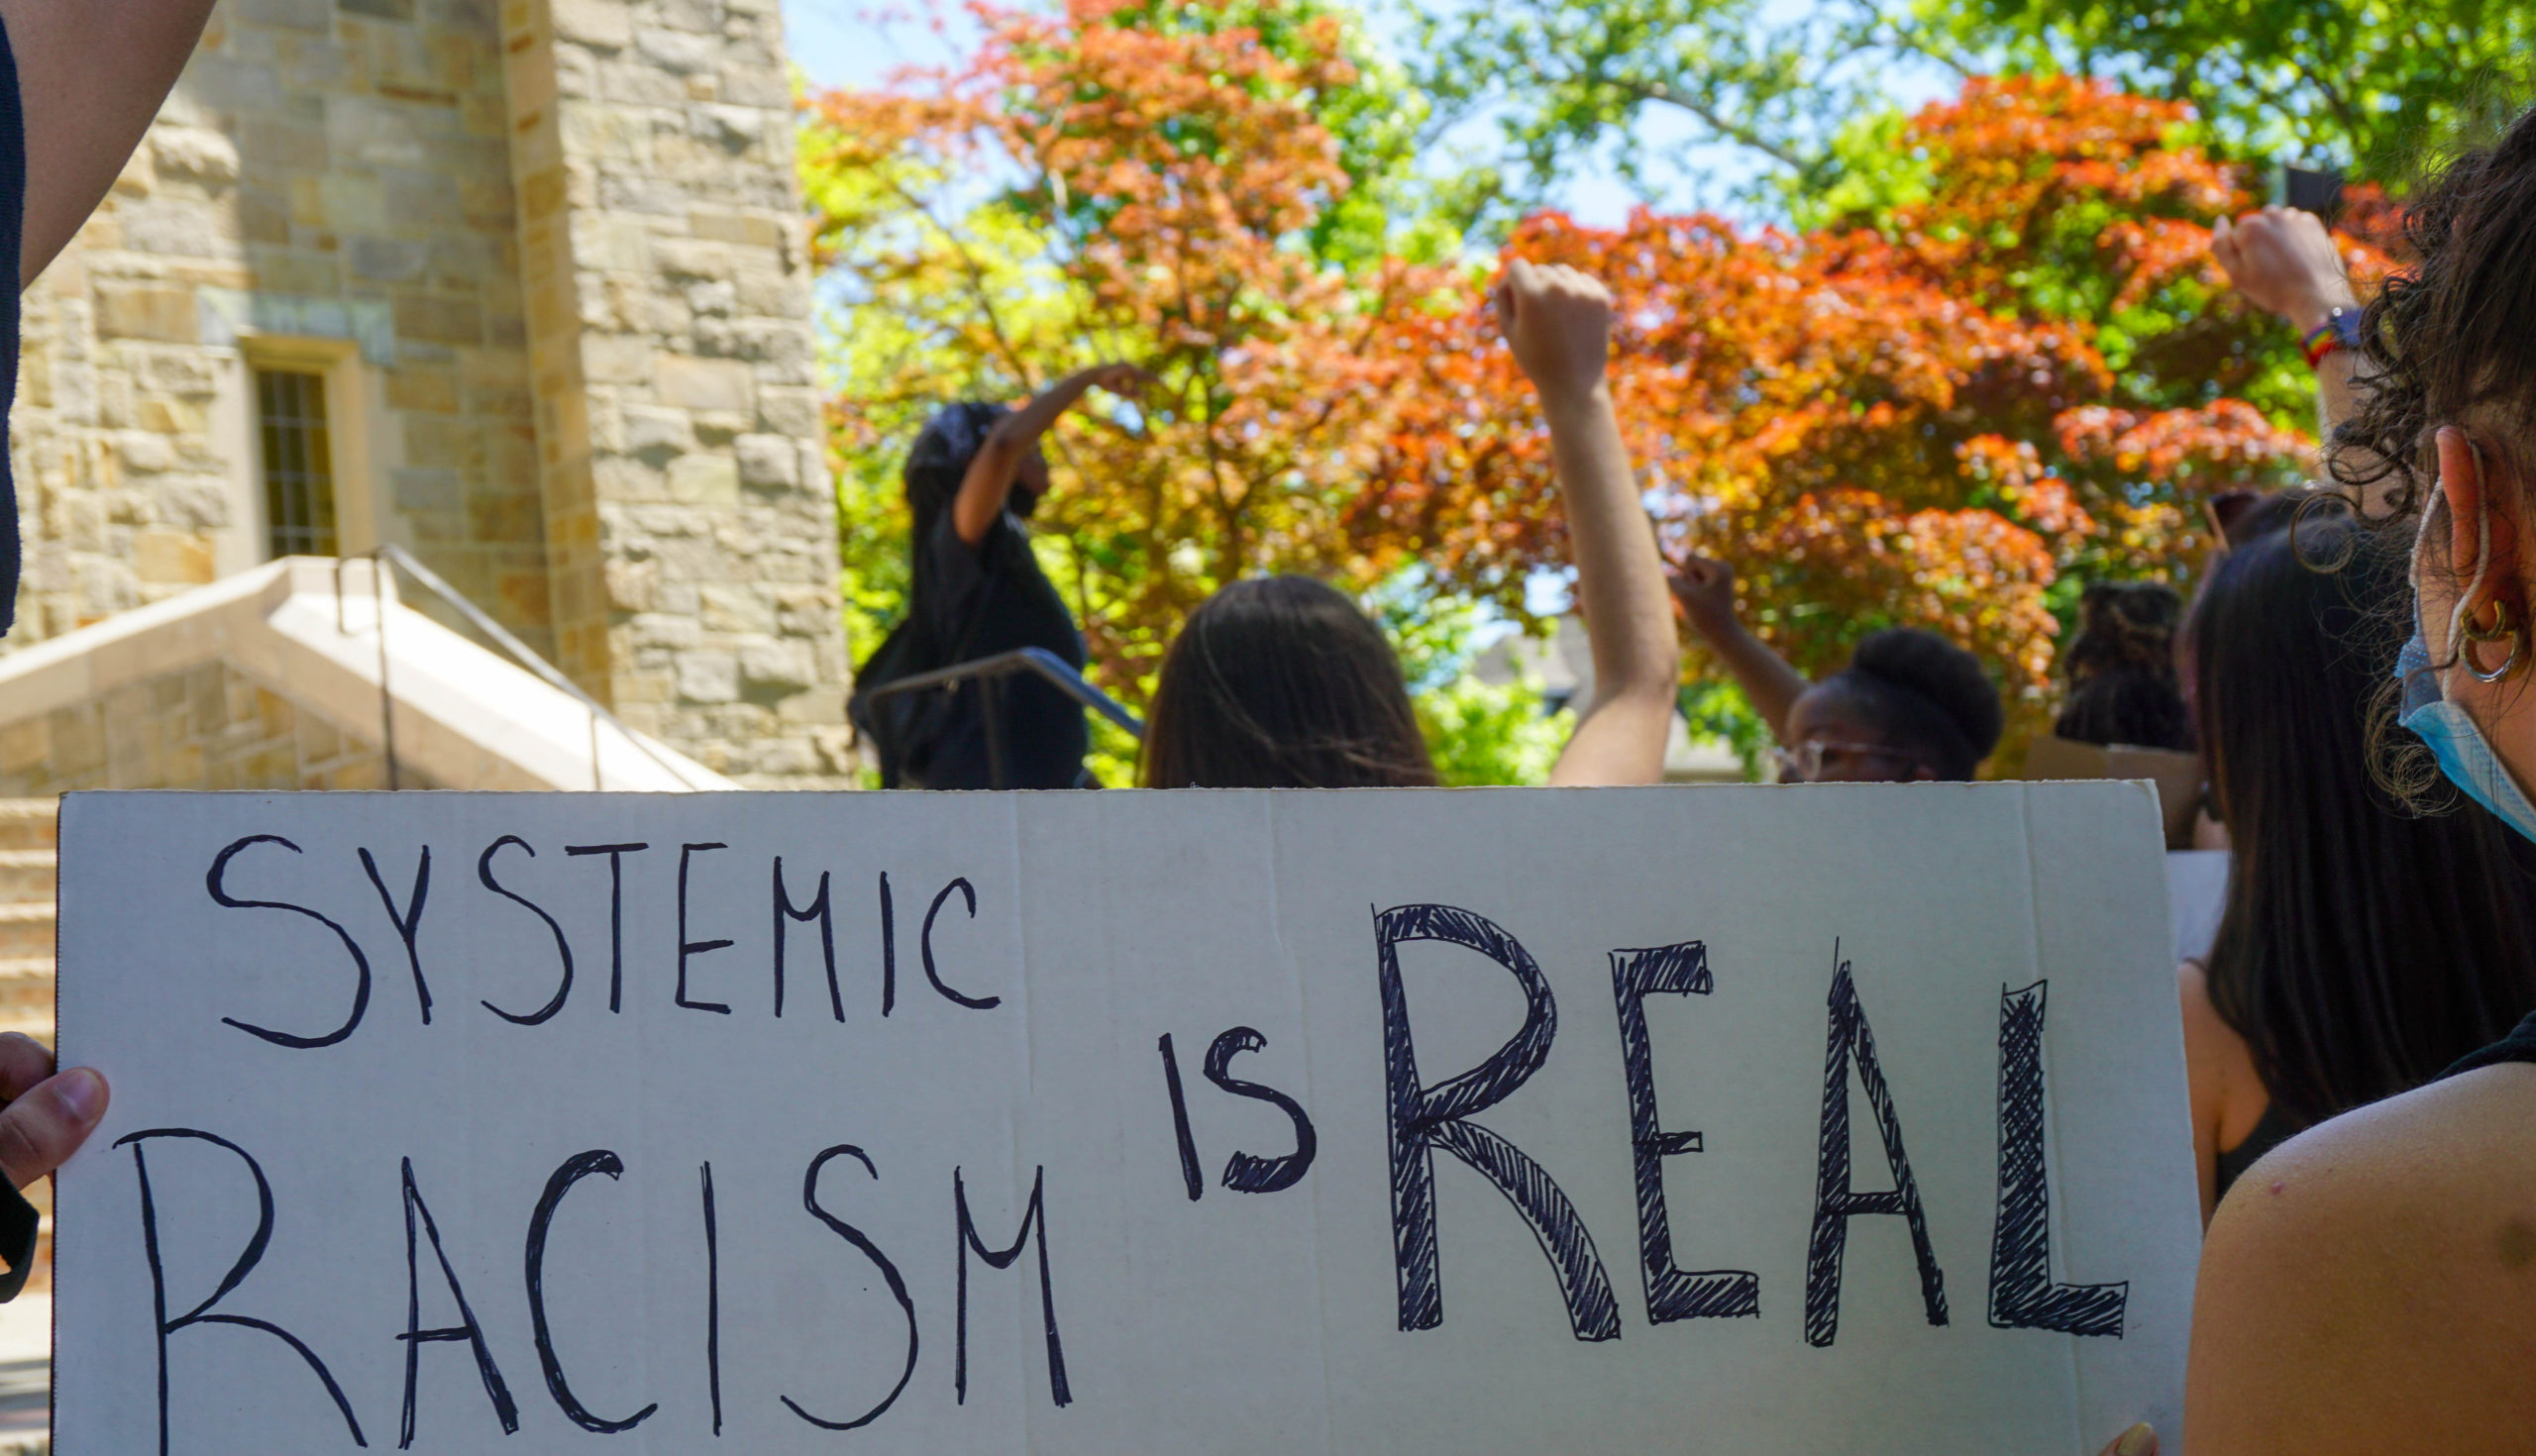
[2277,165,2345,223]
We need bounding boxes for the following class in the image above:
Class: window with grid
[256,367,338,558]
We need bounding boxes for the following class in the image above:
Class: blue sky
[777,0,1955,228]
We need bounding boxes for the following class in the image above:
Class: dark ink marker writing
[360,846,433,1026]
[676,844,734,1016]
[476,836,575,1027]
[786,1146,919,1431]
[954,1165,1070,1406]
[1610,941,1758,1324]
[117,1127,369,1453]
[922,879,998,1010]
[1374,902,1621,1343]
[524,1150,657,1433]
[1987,981,2127,1337]
[564,843,649,1014]
[205,835,372,1050]
[1203,1027,1317,1195]
[1805,947,1949,1348]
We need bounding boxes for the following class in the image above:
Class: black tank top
[2212,1099,2300,1204]
[0,12,24,634]
[2445,1010,2536,1077]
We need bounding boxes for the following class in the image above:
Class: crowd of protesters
[13,12,2536,1445]
[820,113,2536,1454]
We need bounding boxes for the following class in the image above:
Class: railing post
[373,552,400,790]
[981,676,1008,790]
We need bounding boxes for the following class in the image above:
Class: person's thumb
[2097,1422,2157,1456]
[0,1068,108,1189]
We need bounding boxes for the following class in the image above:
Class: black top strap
[2443,1010,2536,1080]
[0,10,27,635]
[0,1175,39,1302]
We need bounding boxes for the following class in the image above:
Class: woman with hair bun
[1671,559,2004,782]
[2057,580,2194,753]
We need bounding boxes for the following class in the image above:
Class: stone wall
[0,661,409,795]
[498,0,852,784]
[10,0,553,653]
[8,0,850,785]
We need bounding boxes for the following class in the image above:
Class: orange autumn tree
[803,0,1460,701]
[1357,76,2386,744]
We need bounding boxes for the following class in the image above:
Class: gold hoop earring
[2463,597,2531,683]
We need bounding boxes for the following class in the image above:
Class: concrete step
[0,909,47,966]
[0,806,51,856]
[0,854,53,908]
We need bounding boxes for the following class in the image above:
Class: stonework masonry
[14,0,549,648]
[0,661,412,796]
[500,0,851,783]
[7,0,852,786]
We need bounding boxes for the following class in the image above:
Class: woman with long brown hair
[2176,508,2536,1219]
[1139,260,1680,790]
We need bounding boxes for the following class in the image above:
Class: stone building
[4,0,854,787]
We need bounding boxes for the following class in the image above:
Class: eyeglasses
[1773,738,1923,783]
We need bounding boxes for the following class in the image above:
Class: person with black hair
[1139,260,1679,789]
[1670,559,2004,781]
[2056,581,2194,752]
[2176,510,2536,1220]
[861,364,1148,788]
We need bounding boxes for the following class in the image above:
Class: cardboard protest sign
[2022,735,2206,850]
[53,783,2200,1454]
[2166,851,2231,963]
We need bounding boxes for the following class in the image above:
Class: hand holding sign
[0,1032,107,1189]
[53,785,2199,1453]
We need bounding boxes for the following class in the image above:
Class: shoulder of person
[2186,1061,2536,1453]
[2175,960,2250,1089]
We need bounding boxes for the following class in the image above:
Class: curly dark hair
[2332,106,2536,516]
[2327,101,2536,802]
[1828,628,2003,781]
[2055,581,2193,751]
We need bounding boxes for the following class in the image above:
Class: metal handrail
[852,647,1143,737]
[330,545,706,791]
[851,646,1141,790]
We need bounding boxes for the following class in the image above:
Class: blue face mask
[2397,482,2536,843]
[2397,632,2536,842]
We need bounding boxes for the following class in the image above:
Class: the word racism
[102,829,2132,1449]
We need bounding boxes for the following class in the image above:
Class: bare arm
[2,0,220,288]
[1669,557,1811,743]
[2184,1066,2536,1455]
[2211,207,2367,499]
[1493,261,1677,788]
[2176,958,2255,1225]
[952,363,1149,547]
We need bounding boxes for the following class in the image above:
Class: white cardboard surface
[2166,851,2230,964]
[53,784,2200,1453]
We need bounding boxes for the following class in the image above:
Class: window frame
[223,335,380,569]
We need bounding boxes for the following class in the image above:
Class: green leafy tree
[1946,0,2536,181]
[1399,0,2535,221]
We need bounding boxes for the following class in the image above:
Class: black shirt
[1,14,23,634]
[912,508,1088,789]
[2445,1010,2536,1079]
